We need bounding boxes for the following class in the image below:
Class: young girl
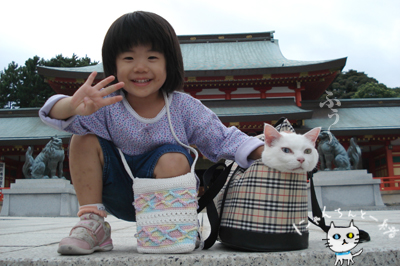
[40,11,264,255]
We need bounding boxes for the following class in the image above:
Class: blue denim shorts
[98,137,193,222]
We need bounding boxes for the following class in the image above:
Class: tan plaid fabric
[218,159,308,234]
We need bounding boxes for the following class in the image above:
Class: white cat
[261,123,321,173]
[324,220,363,266]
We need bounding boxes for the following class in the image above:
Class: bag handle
[198,163,240,249]
[164,92,198,175]
[118,92,198,181]
[308,169,370,242]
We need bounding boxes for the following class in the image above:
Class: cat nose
[297,158,305,163]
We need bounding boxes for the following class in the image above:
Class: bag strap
[307,170,370,242]
[197,162,233,213]
[164,92,198,175]
[307,169,329,231]
[118,92,199,182]
[199,163,241,249]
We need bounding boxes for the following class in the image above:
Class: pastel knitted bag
[133,173,198,253]
[118,91,200,253]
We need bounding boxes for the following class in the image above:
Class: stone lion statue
[318,131,361,171]
[23,136,65,179]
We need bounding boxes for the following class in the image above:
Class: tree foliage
[319,69,399,99]
[43,54,96,68]
[323,70,378,99]
[352,82,398,98]
[0,54,98,108]
[0,62,21,108]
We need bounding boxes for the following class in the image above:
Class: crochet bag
[119,92,199,253]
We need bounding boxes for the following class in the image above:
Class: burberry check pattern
[219,160,309,234]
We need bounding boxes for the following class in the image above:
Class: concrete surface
[381,190,400,205]
[310,170,385,211]
[0,210,399,266]
[0,179,78,217]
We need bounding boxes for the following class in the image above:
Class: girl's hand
[70,71,124,116]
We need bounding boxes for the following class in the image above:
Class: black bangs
[118,12,164,54]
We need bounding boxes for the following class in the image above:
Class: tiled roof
[37,32,346,79]
[204,98,313,122]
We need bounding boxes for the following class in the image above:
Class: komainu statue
[22,136,65,179]
[318,131,361,171]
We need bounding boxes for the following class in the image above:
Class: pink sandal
[57,213,113,255]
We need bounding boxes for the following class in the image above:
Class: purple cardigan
[39,91,263,168]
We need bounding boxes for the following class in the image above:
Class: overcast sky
[1,0,399,88]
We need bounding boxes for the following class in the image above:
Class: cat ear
[263,123,281,147]
[304,127,321,143]
[330,221,336,229]
[349,219,355,228]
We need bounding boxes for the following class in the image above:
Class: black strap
[307,169,329,232]
[198,163,233,213]
[308,169,370,242]
[197,162,234,249]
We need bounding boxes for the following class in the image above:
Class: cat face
[325,220,360,253]
[261,124,321,173]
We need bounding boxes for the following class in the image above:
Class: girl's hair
[102,11,184,92]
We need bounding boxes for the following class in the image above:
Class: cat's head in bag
[261,123,321,173]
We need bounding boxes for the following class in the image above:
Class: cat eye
[281,147,292,153]
[347,233,354,239]
[304,149,312,154]
[333,234,341,240]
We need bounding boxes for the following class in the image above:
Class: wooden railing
[0,187,10,202]
[374,177,400,191]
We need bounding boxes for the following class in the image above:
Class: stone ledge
[0,179,78,217]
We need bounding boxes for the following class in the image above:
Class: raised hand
[70,72,124,116]
[49,72,124,119]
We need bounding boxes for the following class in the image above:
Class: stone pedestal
[308,170,385,211]
[0,179,78,217]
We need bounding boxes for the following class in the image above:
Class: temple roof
[179,32,346,77]
[301,98,400,135]
[37,32,346,79]
[0,109,71,145]
[203,98,313,122]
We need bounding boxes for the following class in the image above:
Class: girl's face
[116,45,167,103]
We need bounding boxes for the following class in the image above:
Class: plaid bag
[216,160,309,251]
[198,117,370,251]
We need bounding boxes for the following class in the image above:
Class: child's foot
[57,213,113,255]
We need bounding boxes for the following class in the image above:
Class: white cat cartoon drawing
[323,220,363,265]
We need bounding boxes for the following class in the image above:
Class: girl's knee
[70,134,104,165]
[154,152,190,179]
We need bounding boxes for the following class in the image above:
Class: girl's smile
[116,45,167,107]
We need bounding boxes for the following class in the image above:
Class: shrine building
[0,32,399,190]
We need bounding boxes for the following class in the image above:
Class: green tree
[41,54,95,68]
[320,70,378,99]
[352,82,399,98]
[0,54,98,108]
[0,62,22,108]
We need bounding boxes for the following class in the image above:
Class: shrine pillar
[254,87,272,99]
[289,82,304,107]
[219,88,237,100]
[386,141,394,177]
